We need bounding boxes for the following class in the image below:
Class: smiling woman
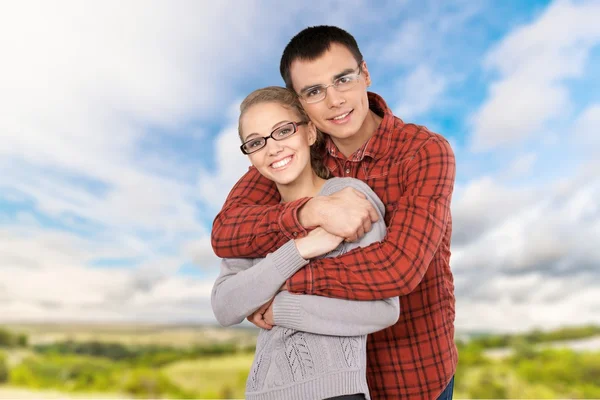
[211,85,398,400]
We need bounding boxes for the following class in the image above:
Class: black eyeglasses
[240,121,307,155]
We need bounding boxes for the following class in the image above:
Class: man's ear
[307,122,318,146]
[361,60,372,87]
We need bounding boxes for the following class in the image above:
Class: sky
[0,0,599,333]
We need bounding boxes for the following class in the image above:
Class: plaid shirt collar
[325,91,400,162]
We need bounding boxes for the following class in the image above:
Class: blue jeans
[436,376,455,400]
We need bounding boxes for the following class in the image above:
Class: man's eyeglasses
[297,64,363,104]
[240,121,307,155]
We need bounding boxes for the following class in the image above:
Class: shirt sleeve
[273,292,400,336]
[287,137,456,301]
[210,240,308,327]
[210,167,310,258]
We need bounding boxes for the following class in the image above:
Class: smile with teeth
[271,156,293,169]
[331,111,350,121]
[330,110,354,121]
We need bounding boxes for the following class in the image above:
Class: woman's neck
[277,170,327,203]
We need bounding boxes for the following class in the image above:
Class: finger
[362,217,372,234]
[355,225,365,240]
[367,203,379,222]
[250,314,272,330]
[350,188,367,199]
[346,231,359,243]
[247,314,262,328]
[257,299,273,313]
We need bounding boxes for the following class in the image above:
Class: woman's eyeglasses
[240,121,307,155]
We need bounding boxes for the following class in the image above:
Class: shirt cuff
[287,263,313,295]
[279,197,311,239]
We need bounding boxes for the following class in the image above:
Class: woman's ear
[307,121,317,146]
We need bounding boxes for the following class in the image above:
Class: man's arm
[211,167,308,258]
[287,137,456,301]
[211,167,379,258]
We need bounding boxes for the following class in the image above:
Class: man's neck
[332,109,383,158]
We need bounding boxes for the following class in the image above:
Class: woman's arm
[273,292,400,336]
[211,230,344,327]
[210,240,307,327]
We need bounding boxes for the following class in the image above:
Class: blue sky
[0,0,599,332]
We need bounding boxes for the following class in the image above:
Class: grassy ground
[0,386,125,399]
[5,323,257,348]
[163,353,253,399]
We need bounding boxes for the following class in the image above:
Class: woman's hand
[294,227,344,259]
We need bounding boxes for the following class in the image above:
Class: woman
[211,86,399,400]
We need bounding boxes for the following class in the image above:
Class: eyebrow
[271,120,290,129]
[243,133,260,141]
[299,67,357,94]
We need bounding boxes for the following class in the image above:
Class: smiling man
[211,26,457,400]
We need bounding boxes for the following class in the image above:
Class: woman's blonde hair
[238,86,330,180]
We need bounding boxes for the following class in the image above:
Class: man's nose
[325,86,345,108]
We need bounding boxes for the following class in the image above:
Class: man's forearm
[297,197,321,228]
[211,168,310,258]
[288,137,456,301]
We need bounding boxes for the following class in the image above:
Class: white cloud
[470,0,600,150]
[450,168,600,331]
[182,236,221,272]
[0,224,217,322]
[197,101,252,211]
[456,283,600,333]
[394,65,447,119]
[502,152,538,179]
[573,103,600,152]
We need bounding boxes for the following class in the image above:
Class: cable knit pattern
[212,178,400,400]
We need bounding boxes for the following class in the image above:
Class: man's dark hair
[280,25,363,90]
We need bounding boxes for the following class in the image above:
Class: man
[211,26,457,399]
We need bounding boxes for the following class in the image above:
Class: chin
[269,172,299,186]
[329,127,359,140]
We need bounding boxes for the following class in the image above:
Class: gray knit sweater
[211,177,400,400]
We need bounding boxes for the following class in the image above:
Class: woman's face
[240,102,316,186]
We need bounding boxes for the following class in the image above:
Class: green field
[1,323,600,399]
[164,354,253,399]
[5,323,257,348]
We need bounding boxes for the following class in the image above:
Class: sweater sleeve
[211,240,308,327]
[273,292,399,336]
[273,178,400,335]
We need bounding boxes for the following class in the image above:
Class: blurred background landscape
[1,323,600,398]
[1,0,599,398]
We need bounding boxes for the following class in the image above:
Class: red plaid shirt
[212,92,457,399]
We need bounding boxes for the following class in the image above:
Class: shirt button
[293,232,298,237]
[345,169,350,174]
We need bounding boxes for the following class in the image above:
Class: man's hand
[247,298,274,330]
[299,187,379,242]
[294,227,344,259]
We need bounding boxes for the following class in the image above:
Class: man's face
[289,43,371,143]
